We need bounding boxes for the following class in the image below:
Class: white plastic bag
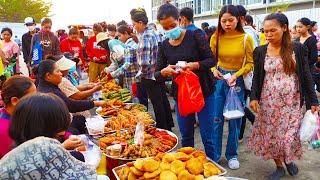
[223,87,244,120]
[300,110,318,142]
[134,121,144,146]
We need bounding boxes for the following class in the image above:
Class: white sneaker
[228,158,240,170]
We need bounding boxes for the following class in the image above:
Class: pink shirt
[1,40,20,73]
[0,108,12,158]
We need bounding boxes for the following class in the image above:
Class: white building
[152,0,320,29]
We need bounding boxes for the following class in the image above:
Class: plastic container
[223,110,245,120]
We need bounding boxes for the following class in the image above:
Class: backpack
[30,34,43,66]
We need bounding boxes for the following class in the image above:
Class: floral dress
[247,55,303,163]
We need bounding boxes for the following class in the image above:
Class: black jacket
[37,80,94,113]
[22,32,33,63]
[250,42,318,109]
[155,30,216,99]
[296,36,318,68]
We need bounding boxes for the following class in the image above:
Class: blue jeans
[175,91,215,160]
[212,68,245,162]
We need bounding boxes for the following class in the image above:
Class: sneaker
[228,158,240,170]
[239,138,244,143]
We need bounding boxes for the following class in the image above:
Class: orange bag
[175,70,205,117]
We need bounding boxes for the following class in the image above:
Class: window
[223,0,233,5]
[247,0,263,5]
[201,0,212,13]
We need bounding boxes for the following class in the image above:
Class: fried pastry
[130,167,144,176]
[186,158,204,175]
[160,170,177,180]
[177,147,195,154]
[203,162,221,178]
[160,162,171,171]
[178,170,195,180]
[162,153,176,163]
[142,158,160,172]
[170,160,186,175]
[143,168,161,179]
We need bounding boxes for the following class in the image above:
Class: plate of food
[112,147,227,180]
[99,127,178,161]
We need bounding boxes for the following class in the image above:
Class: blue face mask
[165,27,183,40]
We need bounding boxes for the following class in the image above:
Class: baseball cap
[24,17,35,25]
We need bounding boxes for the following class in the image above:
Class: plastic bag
[134,121,144,146]
[300,110,318,142]
[175,70,205,117]
[223,87,244,120]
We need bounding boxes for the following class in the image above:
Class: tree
[0,0,52,23]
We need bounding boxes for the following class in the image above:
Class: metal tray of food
[101,129,178,161]
[112,156,227,180]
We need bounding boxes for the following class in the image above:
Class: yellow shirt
[210,33,254,77]
[259,33,267,46]
[0,42,4,75]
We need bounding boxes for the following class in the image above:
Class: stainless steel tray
[112,156,227,180]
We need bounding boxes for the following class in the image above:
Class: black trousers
[239,89,255,140]
[141,78,174,131]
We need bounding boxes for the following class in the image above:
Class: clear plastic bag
[223,87,244,120]
[300,110,318,142]
[134,121,144,146]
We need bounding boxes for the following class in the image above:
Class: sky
[49,0,152,30]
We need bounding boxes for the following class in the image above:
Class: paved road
[149,98,320,179]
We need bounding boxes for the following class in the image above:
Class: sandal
[267,167,285,180]
[285,162,299,176]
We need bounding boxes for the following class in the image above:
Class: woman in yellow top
[259,28,267,45]
[209,5,254,170]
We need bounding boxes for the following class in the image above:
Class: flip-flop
[267,167,286,180]
[285,162,299,176]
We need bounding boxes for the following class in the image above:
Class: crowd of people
[0,2,319,180]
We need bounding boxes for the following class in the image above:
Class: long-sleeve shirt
[111,38,139,89]
[104,39,125,73]
[111,38,139,78]
[296,36,318,69]
[136,27,159,80]
[37,80,94,113]
[156,30,216,98]
[32,31,61,60]
[210,32,254,77]
[86,35,109,63]
[22,31,33,63]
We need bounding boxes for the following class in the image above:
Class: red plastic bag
[175,70,205,117]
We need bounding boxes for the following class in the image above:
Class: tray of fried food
[113,147,227,180]
[124,103,147,112]
[96,99,126,118]
[101,80,122,94]
[99,128,178,161]
[103,109,155,133]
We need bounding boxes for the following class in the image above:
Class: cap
[96,32,111,44]
[56,56,76,71]
[24,17,35,25]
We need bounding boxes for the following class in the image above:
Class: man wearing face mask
[22,17,37,71]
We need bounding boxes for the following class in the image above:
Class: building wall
[151,0,319,29]
[193,1,319,30]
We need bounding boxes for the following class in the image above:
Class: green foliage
[0,0,52,23]
[271,3,291,13]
